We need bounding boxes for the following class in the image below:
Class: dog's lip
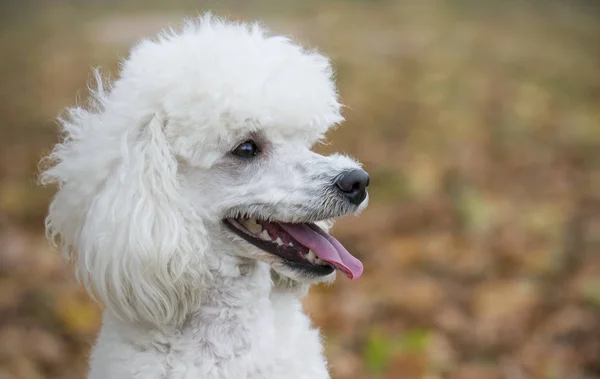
[223,218,335,277]
[222,217,363,279]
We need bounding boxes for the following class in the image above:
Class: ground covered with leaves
[0,1,599,378]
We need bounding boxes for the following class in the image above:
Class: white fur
[41,15,367,379]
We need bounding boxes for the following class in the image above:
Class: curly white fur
[41,15,367,379]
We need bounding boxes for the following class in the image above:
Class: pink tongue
[278,223,363,280]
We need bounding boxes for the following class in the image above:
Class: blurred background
[1,0,599,378]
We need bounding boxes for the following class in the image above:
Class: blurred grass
[1,0,599,378]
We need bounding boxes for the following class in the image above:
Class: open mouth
[223,218,363,280]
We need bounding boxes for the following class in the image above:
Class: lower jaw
[283,260,335,277]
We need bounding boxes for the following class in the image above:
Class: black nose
[335,169,370,205]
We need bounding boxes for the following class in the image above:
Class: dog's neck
[185,254,277,330]
[199,255,274,316]
[187,258,277,356]
[91,255,329,379]
[101,258,277,368]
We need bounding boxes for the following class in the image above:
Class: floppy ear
[41,86,208,326]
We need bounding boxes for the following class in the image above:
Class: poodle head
[40,15,368,326]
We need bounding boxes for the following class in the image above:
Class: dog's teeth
[244,219,263,234]
[275,237,284,246]
[288,242,294,247]
[314,257,324,265]
[306,250,317,263]
[260,230,272,241]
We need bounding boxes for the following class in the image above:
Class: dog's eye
[232,140,259,159]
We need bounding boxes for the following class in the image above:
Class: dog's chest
[145,297,329,379]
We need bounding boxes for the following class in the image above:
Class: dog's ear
[41,86,208,326]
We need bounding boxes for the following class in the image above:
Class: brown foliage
[1,1,599,378]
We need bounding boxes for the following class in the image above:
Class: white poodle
[41,15,369,379]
